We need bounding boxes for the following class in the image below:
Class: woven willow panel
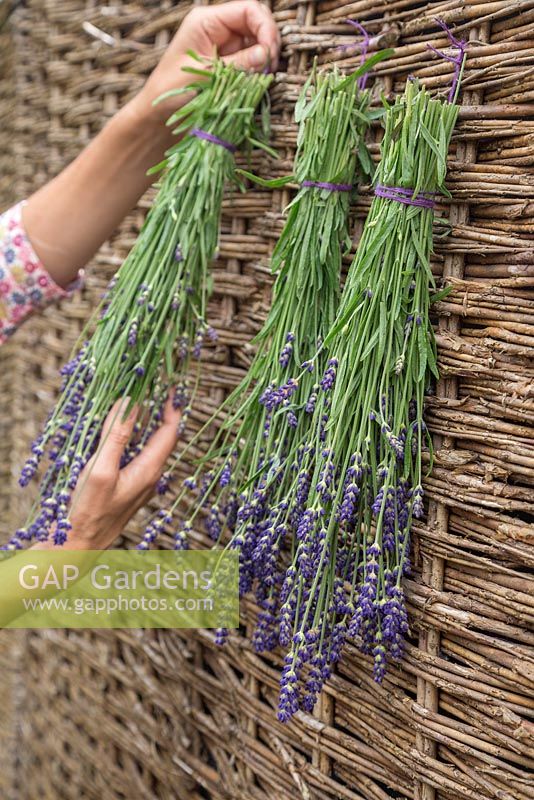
[0,5,50,798]
[0,1,533,799]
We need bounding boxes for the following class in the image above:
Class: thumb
[224,43,270,72]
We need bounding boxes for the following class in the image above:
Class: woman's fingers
[217,33,246,57]
[121,394,181,495]
[187,1,280,69]
[221,1,280,69]
[101,398,139,469]
[224,43,272,71]
[245,1,281,67]
[137,2,280,125]
[87,398,138,480]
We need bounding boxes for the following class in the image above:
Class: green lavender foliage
[272,78,460,713]
[91,62,273,412]
[166,64,378,548]
[16,62,272,546]
[319,79,459,499]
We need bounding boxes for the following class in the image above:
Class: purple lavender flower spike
[277,660,299,722]
[279,332,295,368]
[219,461,232,487]
[253,596,280,652]
[276,388,294,412]
[183,477,196,491]
[137,284,150,307]
[305,386,318,414]
[173,382,188,409]
[382,487,396,552]
[19,456,39,487]
[260,378,299,411]
[338,480,360,526]
[157,472,171,495]
[278,602,294,647]
[319,412,329,442]
[174,521,191,550]
[287,410,298,428]
[67,454,85,490]
[193,328,205,359]
[412,484,424,518]
[294,469,311,512]
[215,627,228,646]
[371,487,384,517]
[178,336,188,360]
[296,509,315,541]
[316,452,335,502]
[53,515,72,546]
[206,505,222,541]
[127,321,138,346]
[177,405,190,436]
[373,639,387,683]
[320,358,338,392]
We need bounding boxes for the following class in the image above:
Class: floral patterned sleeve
[0,202,82,345]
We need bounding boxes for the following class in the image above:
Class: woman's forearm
[21,99,174,289]
[18,2,280,290]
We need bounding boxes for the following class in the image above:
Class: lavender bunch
[147,58,389,549]
[12,62,272,548]
[143,64,395,638]
[270,77,461,720]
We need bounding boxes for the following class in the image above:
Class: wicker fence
[0,1,533,799]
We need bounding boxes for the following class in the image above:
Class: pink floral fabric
[0,202,79,345]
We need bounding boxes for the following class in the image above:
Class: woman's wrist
[113,94,177,174]
[23,94,178,287]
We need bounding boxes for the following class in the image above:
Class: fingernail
[249,45,267,68]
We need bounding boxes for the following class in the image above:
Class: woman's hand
[23,1,279,289]
[33,396,181,551]
[131,0,280,126]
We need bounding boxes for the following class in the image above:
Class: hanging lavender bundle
[270,70,464,720]
[147,55,390,557]
[13,62,272,547]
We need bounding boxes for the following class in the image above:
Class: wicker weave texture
[0,1,533,799]
[0,5,50,798]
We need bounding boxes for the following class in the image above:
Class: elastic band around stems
[427,18,468,103]
[337,20,371,90]
[191,128,237,153]
[374,184,439,209]
[302,180,353,192]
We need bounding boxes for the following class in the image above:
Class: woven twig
[0,1,533,799]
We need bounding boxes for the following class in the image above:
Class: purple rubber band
[302,180,353,192]
[191,128,237,154]
[337,20,372,90]
[348,20,371,90]
[374,184,439,209]
[427,18,467,103]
